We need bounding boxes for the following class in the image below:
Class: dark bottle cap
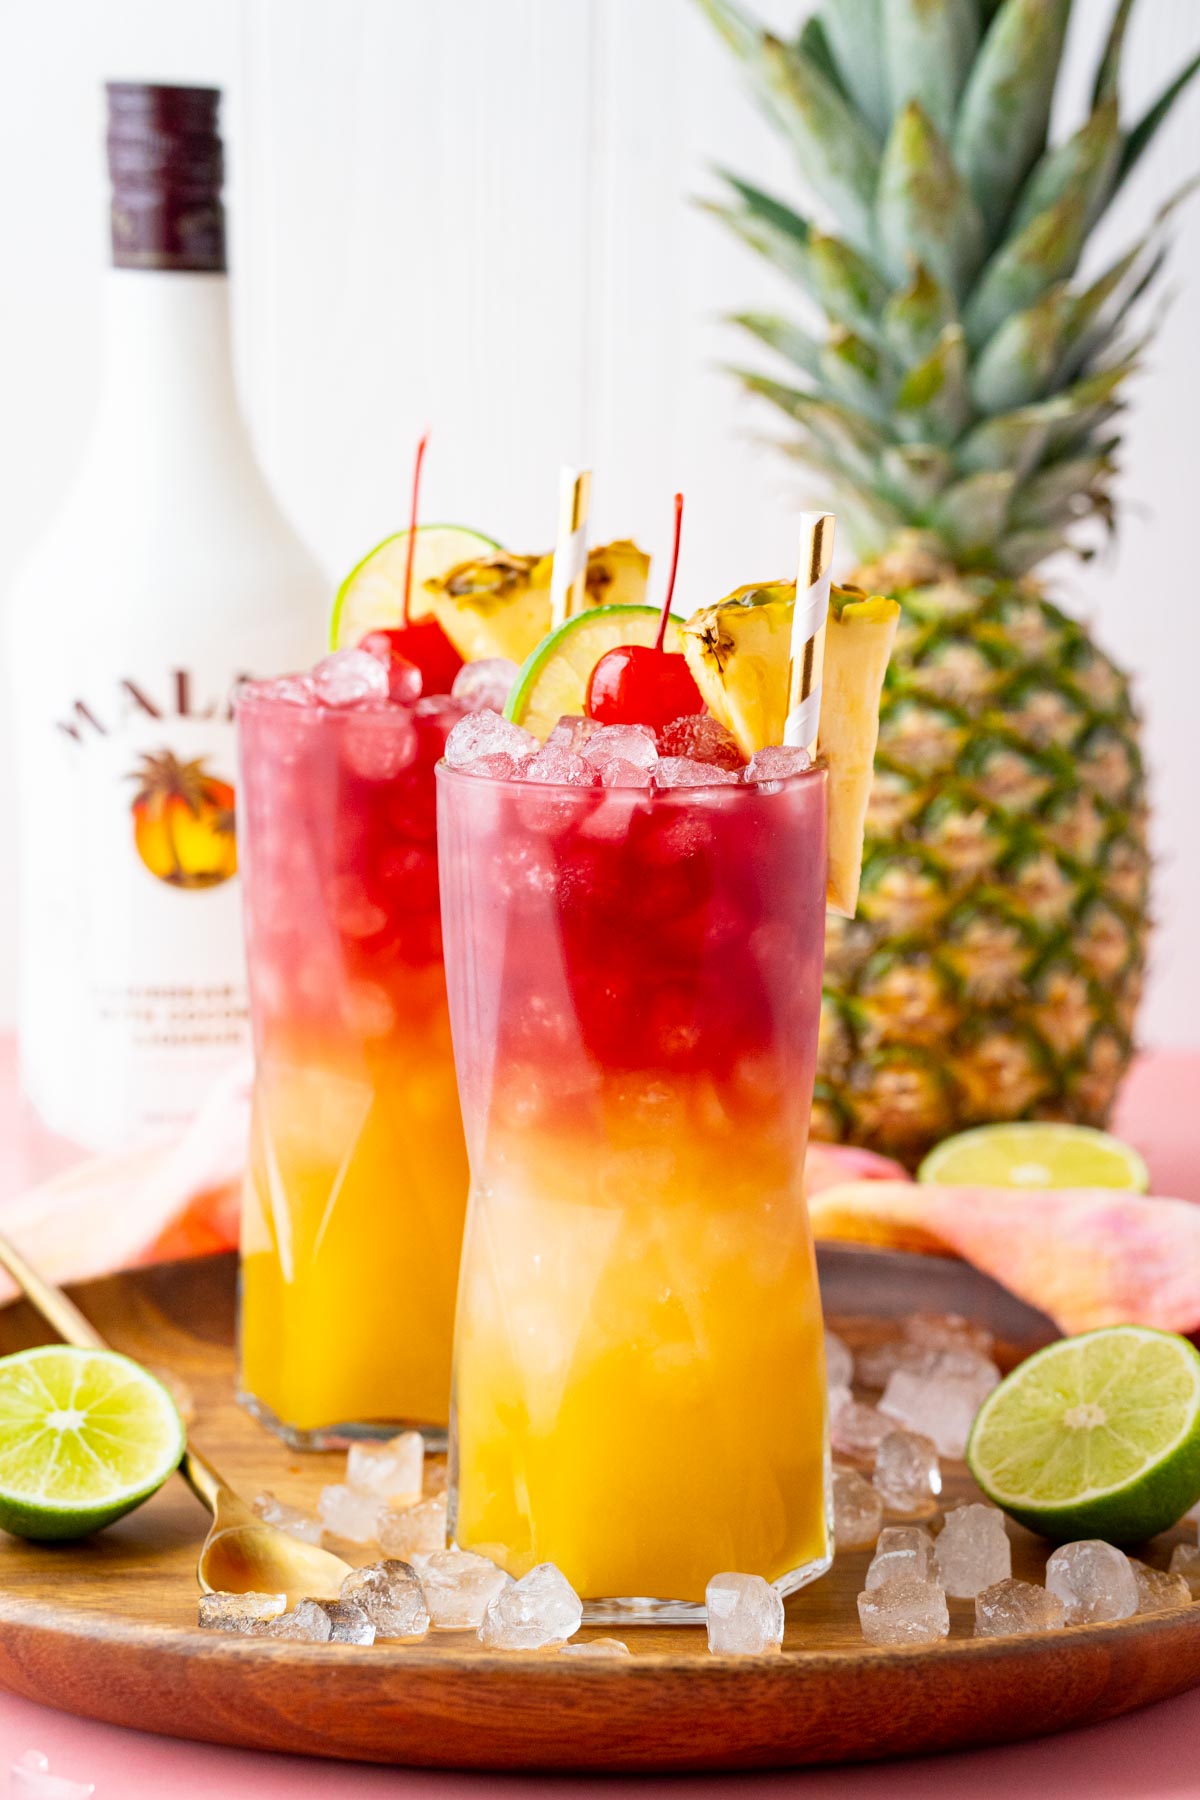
[106,82,226,274]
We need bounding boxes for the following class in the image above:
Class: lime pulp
[330,523,500,649]
[918,1123,1150,1193]
[0,1345,185,1541]
[504,604,686,741]
[966,1326,1200,1545]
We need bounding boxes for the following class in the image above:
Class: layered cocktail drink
[236,649,480,1446]
[438,719,832,1614]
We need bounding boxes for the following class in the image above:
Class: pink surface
[0,1039,1196,1798]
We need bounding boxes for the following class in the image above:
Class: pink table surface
[0,1037,1196,1798]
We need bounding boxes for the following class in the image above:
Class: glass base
[579,1544,834,1626]
[237,1388,448,1454]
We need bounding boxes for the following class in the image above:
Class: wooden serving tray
[0,1253,1196,1773]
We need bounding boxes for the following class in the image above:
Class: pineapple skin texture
[816,566,1148,1166]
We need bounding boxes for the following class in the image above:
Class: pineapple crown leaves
[128,749,225,819]
[696,0,1200,575]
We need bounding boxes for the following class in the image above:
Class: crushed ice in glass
[516,747,593,785]
[1045,1540,1138,1624]
[451,657,519,712]
[265,1599,335,1643]
[419,1548,512,1629]
[347,1432,424,1505]
[832,1466,884,1550]
[705,1572,785,1655]
[318,1483,382,1545]
[857,1576,949,1646]
[934,1504,1011,1599]
[254,1491,324,1546]
[314,1600,377,1645]
[873,1430,941,1517]
[444,709,538,770]
[879,1350,1000,1459]
[659,714,745,771]
[1128,1557,1192,1614]
[824,1329,854,1393]
[312,648,390,707]
[974,1578,1065,1637]
[743,744,811,788]
[582,723,659,772]
[865,1526,936,1591]
[478,1562,583,1649]
[560,1637,632,1657]
[654,755,740,787]
[378,1494,447,1559]
[10,1752,95,1800]
[197,1590,286,1634]
[340,1560,430,1640]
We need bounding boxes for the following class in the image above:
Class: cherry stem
[654,493,684,653]
[402,430,430,627]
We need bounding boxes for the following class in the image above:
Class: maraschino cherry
[359,432,464,697]
[585,492,704,732]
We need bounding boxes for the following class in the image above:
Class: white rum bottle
[9,83,327,1149]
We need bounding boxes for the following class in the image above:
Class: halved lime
[919,1123,1150,1193]
[330,524,500,649]
[504,605,686,741]
[967,1326,1200,1545]
[0,1345,185,1541]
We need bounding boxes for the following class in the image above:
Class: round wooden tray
[0,1253,1196,1773]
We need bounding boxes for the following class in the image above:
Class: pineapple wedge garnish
[682,583,898,917]
[425,540,650,665]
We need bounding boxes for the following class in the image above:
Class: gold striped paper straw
[784,511,835,753]
[549,466,593,630]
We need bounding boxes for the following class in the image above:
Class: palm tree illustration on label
[128,749,237,889]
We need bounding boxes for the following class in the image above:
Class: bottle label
[27,666,251,1143]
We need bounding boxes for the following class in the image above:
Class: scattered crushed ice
[265,1599,335,1643]
[974,1578,1065,1637]
[1045,1540,1138,1624]
[654,755,740,788]
[581,723,658,772]
[934,1504,1011,1599]
[478,1563,583,1650]
[560,1637,631,1657]
[10,1751,95,1799]
[318,1483,382,1545]
[340,1561,430,1640]
[1169,1542,1200,1598]
[879,1351,1000,1459]
[705,1572,785,1655]
[831,1398,893,1461]
[659,714,745,771]
[314,1600,377,1645]
[865,1527,936,1591]
[253,1491,324,1546]
[515,747,594,786]
[857,1576,949,1646]
[873,1430,941,1518]
[419,1548,512,1629]
[197,1590,286,1634]
[347,1432,424,1505]
[823,1329,854,1393]
[1128,1558,1192,1614]
[378,1494,447,1559]
[743,744,811,787]
[832,1466,884,1550]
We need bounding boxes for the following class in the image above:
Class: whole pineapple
[700,0,1199,1164]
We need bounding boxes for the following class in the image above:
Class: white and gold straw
[784,510,835,753]
[549,466,593,630]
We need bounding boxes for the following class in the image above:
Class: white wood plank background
[2,0,1199,1048]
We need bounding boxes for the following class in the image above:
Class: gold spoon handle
[0,1229,232,1521]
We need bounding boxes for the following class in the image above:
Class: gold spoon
[0,1231,351,1604]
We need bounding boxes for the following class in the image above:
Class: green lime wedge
[919,1123,1150,1193]
[504,604,686,741]
[330,524,500,650]
[0,1345,185,1541]
[966,1326,1200,1545]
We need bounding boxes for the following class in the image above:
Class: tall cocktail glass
[236,676,469,1448]
[437,759,831,1617]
